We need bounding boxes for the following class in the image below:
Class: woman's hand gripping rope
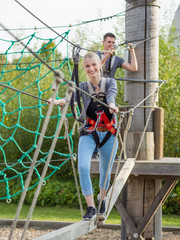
[109,103,119,114]
[48,98,118,113]
[48,98,66,107]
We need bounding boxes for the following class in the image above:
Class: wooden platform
[91,157,180,240]
[91,158,180,178]
[34,158,180,240]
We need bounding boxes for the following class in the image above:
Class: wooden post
[123,0,161,239]
[126,132,154,160]
[154,107,164,160]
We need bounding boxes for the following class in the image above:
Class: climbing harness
[82,78,117,148]
[100,53,116,77]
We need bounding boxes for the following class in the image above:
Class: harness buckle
[84,110,104,133]
[95,110,104,117]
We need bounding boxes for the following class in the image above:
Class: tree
[159,26,180,157]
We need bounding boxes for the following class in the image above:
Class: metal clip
[84,110,104,133]
[72,44,81,64]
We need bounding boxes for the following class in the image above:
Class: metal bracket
[72,44,81,64]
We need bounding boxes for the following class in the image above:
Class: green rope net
[0,30,75,202]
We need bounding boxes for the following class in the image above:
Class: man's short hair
[103,32,116,41]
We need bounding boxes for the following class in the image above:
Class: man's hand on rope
[48,98,66,106]
[127,43,135,50]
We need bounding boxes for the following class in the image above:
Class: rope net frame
[0,30,76,202]
[0,20,166,240]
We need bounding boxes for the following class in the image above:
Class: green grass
[162,214,180,227]
[0,202,179,227]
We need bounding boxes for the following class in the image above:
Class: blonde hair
[83,52,101,64]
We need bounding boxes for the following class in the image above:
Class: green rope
[0,11,125,31]
[0,30,76,201]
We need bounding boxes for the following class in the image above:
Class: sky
[0,0,179,57]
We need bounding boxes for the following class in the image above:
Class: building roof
[173,4,180,36]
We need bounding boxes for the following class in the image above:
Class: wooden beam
[91,158,180,177]
[34,220,97,240]
[105,158,135,221]
[114,178,178,240]
[136,178,178,235]
[115,198,137,235]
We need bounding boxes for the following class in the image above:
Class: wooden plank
[129,159,180,177]
[91,158,180,177]
[105,158,135,221]
[33,220,97,240]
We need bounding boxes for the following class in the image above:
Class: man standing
[92,32,138,159]
[96,32,138,78]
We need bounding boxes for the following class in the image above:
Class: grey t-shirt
[96,52,125,78]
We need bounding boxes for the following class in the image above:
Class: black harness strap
[70,67,76,119]
[100,53,115,77]
[92,130,112,149]
[70,45,82,119]
[74,61,82,113]
[108,55,112,73]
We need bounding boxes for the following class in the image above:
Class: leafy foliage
[162,181,180,214]
[0,176,99,208]
[159,26,180,157]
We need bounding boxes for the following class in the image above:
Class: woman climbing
[49,52,118,221]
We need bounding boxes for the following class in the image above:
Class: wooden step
[104,158,135,221]
[34,219,97,240]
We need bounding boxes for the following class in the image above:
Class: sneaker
[83,206,96,221]
[97,199,106,220]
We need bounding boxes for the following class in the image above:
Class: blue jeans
[78,131,118,196]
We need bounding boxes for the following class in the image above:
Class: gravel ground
[76,228,180,240]
[0,227,180,240]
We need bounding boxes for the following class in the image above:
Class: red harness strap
[86,111,116,134]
